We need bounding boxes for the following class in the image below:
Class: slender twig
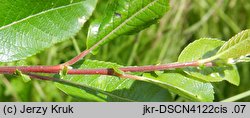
[0,61,213,75]
[67,61,213,75]
[0,65,62,74]
[63,32,103,66]
[62,49,91,66]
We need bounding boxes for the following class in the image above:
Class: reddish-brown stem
[63,28,117,66]
[120,61,212,72]
[0,65,62,74]
[0,61,213,75]
[66,61,213,74]
[62,37,99,66]
[62,49,90,66]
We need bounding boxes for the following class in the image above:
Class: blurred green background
[0,0,250,102]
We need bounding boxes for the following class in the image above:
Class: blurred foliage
[1,0,250,101]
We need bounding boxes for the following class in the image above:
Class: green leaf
[178,38,240,85]
[199,29,250,63]
[14,70,31,83]
[0,0,97,62]
[87,0,169,53]
[217,29,250,59]
[56,59,173,102]
[143,72,214,102]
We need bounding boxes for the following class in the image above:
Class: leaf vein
[0,1,84,30]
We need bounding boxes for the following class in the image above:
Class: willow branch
[0,61,213,75]
[0,65,62,74]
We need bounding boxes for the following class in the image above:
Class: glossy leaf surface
[0,0,97,62]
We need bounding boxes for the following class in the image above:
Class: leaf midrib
[0,1,84,30]
[93,0,159,47]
